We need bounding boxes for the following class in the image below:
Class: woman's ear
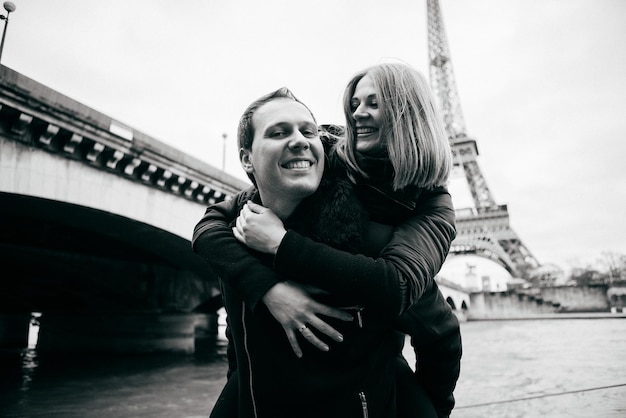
[240,147,254,173]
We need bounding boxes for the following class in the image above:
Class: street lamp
[222,133,227,172]
[0,1,16,64]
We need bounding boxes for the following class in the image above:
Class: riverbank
[465,311,626,321]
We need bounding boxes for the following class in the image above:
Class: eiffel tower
[427,0,540,277]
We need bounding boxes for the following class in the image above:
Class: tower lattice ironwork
[427,0,539,277]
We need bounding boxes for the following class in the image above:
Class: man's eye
[269,131,287,138]
[302,129,318,138]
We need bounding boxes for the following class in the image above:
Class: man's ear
[240,147,254,173]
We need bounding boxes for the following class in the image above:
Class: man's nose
[288,132,310,150]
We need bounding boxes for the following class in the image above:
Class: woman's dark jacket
[192,167,461,418]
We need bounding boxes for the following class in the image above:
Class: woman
[193,63,461,418]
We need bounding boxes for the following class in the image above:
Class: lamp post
[222,133,227,172]
[0,1,16,64]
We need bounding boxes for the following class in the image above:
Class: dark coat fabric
[200,181,398,417]
[193,165,461,418]
[270,178,461,418]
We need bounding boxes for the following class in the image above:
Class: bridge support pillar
[0,314,31,349]
[36,312,218,354]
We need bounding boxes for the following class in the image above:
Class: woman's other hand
[262,281,353,358]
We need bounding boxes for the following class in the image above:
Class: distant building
[440,255,513,292]
[529,263,566,287]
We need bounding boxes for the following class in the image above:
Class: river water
[1,318,624,418]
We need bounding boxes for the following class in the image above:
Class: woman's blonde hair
[336,62,452,190]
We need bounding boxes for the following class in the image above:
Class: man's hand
[262,281,353,358]
[233,201,286,254]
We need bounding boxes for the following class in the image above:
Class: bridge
[0,65,469,354]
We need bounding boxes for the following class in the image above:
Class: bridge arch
[0,192,216,313]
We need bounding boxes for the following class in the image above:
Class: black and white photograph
[1,1,625,417]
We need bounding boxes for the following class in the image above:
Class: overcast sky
[4,0,625,275]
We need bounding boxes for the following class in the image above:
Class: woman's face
[350,74,385,155]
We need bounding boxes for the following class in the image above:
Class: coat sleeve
[191,188,281,311]
[385,188,460,417]
[273,187,456,316]
[380,187,457,306]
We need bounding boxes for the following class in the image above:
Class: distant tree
[598,251,626,283]
[569,266,605,286]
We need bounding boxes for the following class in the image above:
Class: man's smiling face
[241,98,324,205]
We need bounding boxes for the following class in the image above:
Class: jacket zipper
[338,305,364,328]
[359,391,369,418]
[242,302,259,418]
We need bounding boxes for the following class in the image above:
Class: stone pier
[34,312,218,354]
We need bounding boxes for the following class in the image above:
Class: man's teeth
[284,161,311,169]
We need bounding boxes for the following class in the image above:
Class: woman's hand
[233,201,286,255]
[262,281,353,358]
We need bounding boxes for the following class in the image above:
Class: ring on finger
[298,325,307,333]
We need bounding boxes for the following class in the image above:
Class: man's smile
[281,159,315,169]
